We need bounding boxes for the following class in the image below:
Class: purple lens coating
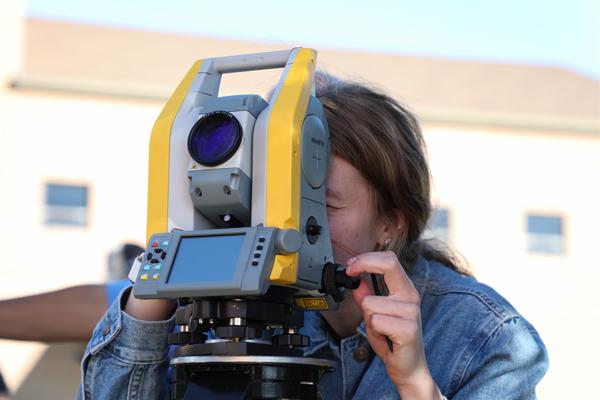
[188,112,241,166]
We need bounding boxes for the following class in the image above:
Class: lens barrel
[188,111,243,166]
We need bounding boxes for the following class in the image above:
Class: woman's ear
[376,210,406,248]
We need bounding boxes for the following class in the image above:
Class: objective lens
[187,111,242,166]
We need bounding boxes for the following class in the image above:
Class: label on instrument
[294,297,329,310]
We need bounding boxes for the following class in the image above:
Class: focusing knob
[321,262,360,302]
[335,269,360,290]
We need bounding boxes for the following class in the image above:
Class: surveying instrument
[130,48,358,399]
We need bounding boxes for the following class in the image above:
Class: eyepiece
[188,111,242,166]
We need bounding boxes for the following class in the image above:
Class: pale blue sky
[28,0,600,79]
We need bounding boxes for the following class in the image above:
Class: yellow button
[152,274,160,280]
[140,274,148,281]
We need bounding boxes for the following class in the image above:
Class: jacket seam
[83,353,97,400]
[453,315,520,392]
[128,364,144,400]
[102,347,170,365]
[425,285,514,320]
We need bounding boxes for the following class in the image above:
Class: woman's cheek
[328,215,353,264]
[327,214,342,242]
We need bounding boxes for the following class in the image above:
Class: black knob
[273,333,310,347]
[305,216,322,244]
[306,224,322,235]
[168,331,206,345]
[321,262,359,302]
[335,270,360,290]
[168,331,190,345]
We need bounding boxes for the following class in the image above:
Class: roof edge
[8,74,600,135]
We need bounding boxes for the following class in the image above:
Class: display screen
[167,234,246,284]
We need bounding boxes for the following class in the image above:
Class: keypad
[139,237,170,283]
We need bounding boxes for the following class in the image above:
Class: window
[424,208,450,243]
[526,214,564,254]
[44,183,89,226]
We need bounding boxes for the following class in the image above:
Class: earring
[384,238,391,246]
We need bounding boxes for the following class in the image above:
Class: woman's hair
[315,72,469,275]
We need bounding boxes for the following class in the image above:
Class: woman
[79,74,548,399]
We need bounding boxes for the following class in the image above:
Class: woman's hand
[345,251,442,400]
[124,292,176,321]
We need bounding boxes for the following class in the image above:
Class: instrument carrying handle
[212,49,294,74]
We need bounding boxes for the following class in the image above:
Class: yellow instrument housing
[265,48,316,284]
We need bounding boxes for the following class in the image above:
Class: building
[1,4,599,399]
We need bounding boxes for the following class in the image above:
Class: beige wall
[0,90,160,391]
[0,91,159,293]
[425,124,600,398]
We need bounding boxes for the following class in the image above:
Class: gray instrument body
[133,49,334,302]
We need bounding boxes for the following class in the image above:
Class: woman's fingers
[360,295,419,326]
[369,314,421,347]
[351,277,373,306]
[346,251,419,303]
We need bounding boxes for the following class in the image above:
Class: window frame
[43,181,91,227]
[524,212,567,256]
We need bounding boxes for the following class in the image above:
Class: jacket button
[353,346,370,362]
[102,318,112,336]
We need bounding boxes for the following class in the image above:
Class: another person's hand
[346,251,442,400]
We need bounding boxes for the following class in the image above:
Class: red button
[152,241,159,248]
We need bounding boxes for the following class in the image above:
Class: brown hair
[315,72,469,274]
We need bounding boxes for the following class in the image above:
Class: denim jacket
[78,257,548,399]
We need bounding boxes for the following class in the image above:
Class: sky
[27,0,600,80]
